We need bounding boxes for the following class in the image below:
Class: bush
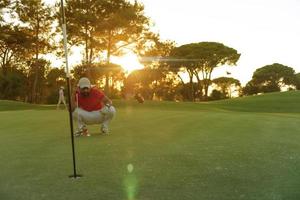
[46,90,59,104]
[210,89,225,100]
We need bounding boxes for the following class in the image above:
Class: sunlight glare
[112,53,144,73]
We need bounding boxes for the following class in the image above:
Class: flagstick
[60,0,82,179]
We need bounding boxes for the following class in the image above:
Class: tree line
[1,0,300,104]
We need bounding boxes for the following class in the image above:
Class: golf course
[1,91,300,200]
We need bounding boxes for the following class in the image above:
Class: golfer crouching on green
[72,77,116,137]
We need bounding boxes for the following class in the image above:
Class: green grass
[1,91,300,200]
[0,100,53,111]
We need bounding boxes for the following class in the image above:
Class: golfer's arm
[103,95,112,106]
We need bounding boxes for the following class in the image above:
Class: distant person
[72,77,116,137]
[134,93,144,103]
[57,86,67,109]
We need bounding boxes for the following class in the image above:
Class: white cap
[78,77,91,89]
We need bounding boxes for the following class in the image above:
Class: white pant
[57,97,67,108]
[73,106,116,130]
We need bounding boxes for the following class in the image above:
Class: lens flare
[124,163,137,200]
[127,164,134,173]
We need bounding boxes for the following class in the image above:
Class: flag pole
[60,0,81,179]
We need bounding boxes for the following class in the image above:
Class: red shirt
[75,87,105,111]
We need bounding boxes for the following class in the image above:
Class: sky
[139,0,300,85]
[44,0,300,85]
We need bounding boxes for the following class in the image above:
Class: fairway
[1,92,300,200]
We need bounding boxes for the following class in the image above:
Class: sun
[111,52,144,73]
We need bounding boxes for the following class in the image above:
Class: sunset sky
[140,0,300,85]
[46,0,300,85]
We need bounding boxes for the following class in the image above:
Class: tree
[99,0,150,62]
[137,34,175,59]
[46,68,66,88]
[136,37,178,100]
[27,59,51,103]
[0,0,9,9]
[59,0,151,95]
[72,62,124,98]
[251,63,297,93]
[167,50,197,101]
[0,0,10,22]
[210,89,224,100]
[169,42,240,100]
[0,68,27,100]
[212,77,241,98]
[295,73,300,90]
[72,64,104,85]
[45,67,66,103]
[0,22,34,101]
[0,25,32,75]
[57,0,103,64]
[0,2,34,101]
[15,0,54,103]
[242,80,259,96]
[100,0,151,96]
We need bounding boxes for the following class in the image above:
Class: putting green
[0,91,300,200]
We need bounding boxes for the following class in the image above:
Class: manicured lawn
[1,91,300,200]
